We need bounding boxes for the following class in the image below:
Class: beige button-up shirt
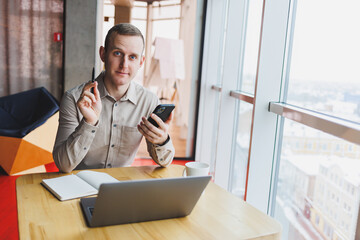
[53,72,175,172]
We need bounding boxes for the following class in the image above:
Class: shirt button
[113,124,117,127]
[111,144,115,148]
[84,147,87,150]
[160,158,163,161]
[91,130,95,133]
[114,103,118,107]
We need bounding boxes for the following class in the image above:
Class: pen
[91,67,95,93]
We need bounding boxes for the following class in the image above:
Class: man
[53,23,175,173]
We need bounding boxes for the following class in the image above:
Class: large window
[272,1,360,239]
[103,0,205,159]
[197,0,360,239]
[131,0,202,159]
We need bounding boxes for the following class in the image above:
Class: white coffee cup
[183,162,210,177]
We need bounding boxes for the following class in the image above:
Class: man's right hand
[76,81,102,126]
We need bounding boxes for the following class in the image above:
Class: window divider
[229,90,254,104]
[269,102,360,146]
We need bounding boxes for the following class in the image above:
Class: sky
[290,0,360,84]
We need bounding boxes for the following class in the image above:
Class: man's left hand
[137,112,173,145]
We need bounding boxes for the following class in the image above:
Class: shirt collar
[121,81,138,105]
[97,71,107,99]
[97,71,138,105]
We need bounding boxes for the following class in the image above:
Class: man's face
[101,34,144,87]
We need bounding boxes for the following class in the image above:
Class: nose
[120,56,129,69]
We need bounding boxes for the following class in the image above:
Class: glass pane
[230,101,253,199]
[104,4,114,17]
[132,0,200,159]
[130,20,147,42]
[210,92,222,178]
[274,119,360,240]
[239,0,263,94]
[102,4,114,49]
[286,0,360,123]
[132,6,147,19]
[153,5,180,19]
[152,20,180,40]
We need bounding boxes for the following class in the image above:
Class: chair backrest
[0,87,59,138]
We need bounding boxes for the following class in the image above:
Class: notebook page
[76,170,119,190]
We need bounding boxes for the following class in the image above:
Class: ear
[99,46,105,62]
[139,55,145,67]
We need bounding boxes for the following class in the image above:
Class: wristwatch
[158,135,170,146]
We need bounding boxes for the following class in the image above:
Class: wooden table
[16,165,281,239]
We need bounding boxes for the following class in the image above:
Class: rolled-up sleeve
[146,138,175,167]
[52,91,98,173]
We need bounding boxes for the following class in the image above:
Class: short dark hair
[104,23,145,53]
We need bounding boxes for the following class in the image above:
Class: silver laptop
[80,175,211,227]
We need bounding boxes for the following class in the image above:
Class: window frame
[197,4,360,240]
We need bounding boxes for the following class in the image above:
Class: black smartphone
[148,104,175,127]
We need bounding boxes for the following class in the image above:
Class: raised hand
[76,81,102,125]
